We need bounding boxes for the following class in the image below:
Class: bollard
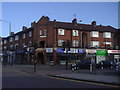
[90,63,93,72]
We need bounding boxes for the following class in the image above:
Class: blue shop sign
[78,49,84,53]
[16,50,25,54]
[57,48,64,53]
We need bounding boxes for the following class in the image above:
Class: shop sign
[68,48,78,53]
[86,49,96,53]
[46,48,53,53]
[114,55,120,59]
[78,49,84,53]
[57,48,64,53]
[108,50,120,53]
[96,50,107,56]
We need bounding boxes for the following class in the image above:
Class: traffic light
[34,41,38,49]
[66,40,71,51]
[62,42,66,51]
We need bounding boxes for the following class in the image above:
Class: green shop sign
[96,50,107,56]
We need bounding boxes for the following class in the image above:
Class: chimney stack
[10,32,14,36]
[72,18,77,24]
[91,21,96,26]
[31,21,36,27]
[22,26,27,31]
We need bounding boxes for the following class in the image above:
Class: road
[2,67,118,88]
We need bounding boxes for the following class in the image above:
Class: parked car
[74,60,91,69]
[115,62,120,73]
[96,60,113,69]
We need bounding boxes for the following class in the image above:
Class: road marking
[12,69,30,75]
[47,76,120,88]
[5,68,120,88]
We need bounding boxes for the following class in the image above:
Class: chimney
[31,21,36,27]
[72,18,77,24]
[22,26,27,31]
[10,32,14,36]
[45,16,50,21]
[91,21,96,26]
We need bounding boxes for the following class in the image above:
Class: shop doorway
[37,53,44,64]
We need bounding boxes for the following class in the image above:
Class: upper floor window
[91,41,99,47]
[29,31,32,37]
[73,30,78,36]
[15,44,19,49]
[15,35,19,40]
[10,37,13,42]
[91,31,99,37]
[4,40,7,44]
[58,29,64,35]
[4,46,7,50]
[44,30,47,36]
[29,41,32,46]
[73,40,79,47]
[103,32,111,38]
[23,34,26,39]
[10,45,13,48]
[58,39,64,46]
[40,30,42,36]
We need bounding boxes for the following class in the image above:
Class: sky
[0,1,119,37]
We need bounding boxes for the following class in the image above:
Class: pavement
[2,64,120,86]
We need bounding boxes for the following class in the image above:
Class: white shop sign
[86,49,96,53]
[46,48,53,53]
[108,50,120,53]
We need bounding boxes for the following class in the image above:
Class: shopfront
[46,48,53,64]
[85,49,96,61]
[56,48,85,64]
[96,49,107,63]
[107,50,120,63]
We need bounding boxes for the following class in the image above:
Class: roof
[8,27,33,38]
[52,21,117,33]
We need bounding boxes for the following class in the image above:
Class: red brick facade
[0,16,119,64]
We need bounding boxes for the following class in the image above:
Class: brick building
[0,16,119,65]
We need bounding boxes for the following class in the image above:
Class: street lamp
[0,19,11,36]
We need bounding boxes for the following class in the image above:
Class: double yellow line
[11,68,120,88]
[47,75,120,88]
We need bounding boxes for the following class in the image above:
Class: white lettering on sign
[108,50,120,53]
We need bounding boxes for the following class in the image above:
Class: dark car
[76,60,91,69]
[96,60,113,69]
[115,62,120,73]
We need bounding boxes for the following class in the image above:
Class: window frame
[103,32,111,38]
[58,29,65,35]
[91,41,99,47]
[73,30,78,36]
[73,40,79,47]
[58,39,64,46]
[29,31,32,37]
[91,31,99,38]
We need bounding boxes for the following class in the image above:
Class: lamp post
[0,19,11,36]
[0,19,11,67]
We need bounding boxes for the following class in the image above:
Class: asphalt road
[2,67,118,88]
